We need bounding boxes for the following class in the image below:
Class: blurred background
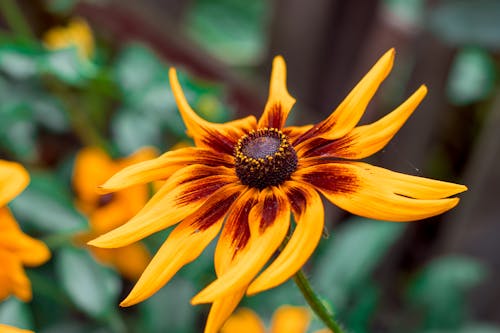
[0,0,499,332]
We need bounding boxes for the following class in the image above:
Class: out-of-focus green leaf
[384,0,425,27]
[407,255,487,329]
[429,0,500,50]
[0,297,34,330]
[111,110,163,155]
[346,282,380,333]
[55,247,121,319]
[44,0,79,14]
[446,47,496,105]
[313,217,405,310]
[0,103,37,161]
[114,44,166,97]
[0,46,39,79]
[10,172,87,233]
[186,0,268,65]
[139,277,196,333]
[40,48,97,85]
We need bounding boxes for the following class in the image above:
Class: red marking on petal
[191,192,241,231]
[175,176,233,206]
[301,164,359,194]
[262,103,284,129]
[286,186,307,216]
[260,195,279,232]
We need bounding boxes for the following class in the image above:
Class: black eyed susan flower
[89,49,466,333]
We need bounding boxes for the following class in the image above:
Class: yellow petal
[120,184,243,306]
[0,324,34,333]
[0,160,29,207]
[295,49,395,146]
[0,208,51,266]
[89,165,237,248]
[204,288,248,333]
[73,147,114,202]
[0,249,32,302]
[99,147,233,193]
[220,307,266,333]
[298,85,428,159]
[270,306,310,333]
[296,161,466,222]
[169,68,257,154]
[258,55,296,129]
[248,183,324,294]
[192,187,290,304]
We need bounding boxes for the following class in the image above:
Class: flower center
[234,128,298,189]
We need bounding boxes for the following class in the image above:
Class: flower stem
[293,269,345,333]
[0,0,34,39]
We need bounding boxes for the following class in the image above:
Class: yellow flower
[221,306,331,333]
[89,49,466,333]
[73,147,156,281]
[0,324,33,333]
[43,17,94,59]
[0,160,50,302]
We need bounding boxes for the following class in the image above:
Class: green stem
[0,0,34,39]
[293,269,345,333]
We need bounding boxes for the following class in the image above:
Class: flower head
[73,147,156,280]
[43,17,94,59]
[221,306,331,333]
[0,160,50,302]
[89,49,466,333]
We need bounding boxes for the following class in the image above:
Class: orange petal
[295,49,395,146]
[192,187,290,304]
[0,249,32,302]
[248,182,324,294]
[0,208,51,266]
[0,160,29,207]
[89,165,237,248]
[99,147,233,193]
[0,324,34,333]
[270,306,311,333]
[257,55,296,129]
[299,85,428,159]
[219,307,266,333]
[169,68,257,154]
[284,125,313,144]
[73,147,114,202]
[206,290,248,333]
[120,184,244,306]
[296,161,466,222]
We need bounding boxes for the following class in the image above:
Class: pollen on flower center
[234,128,298,189]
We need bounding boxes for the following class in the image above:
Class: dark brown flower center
[234,128,298,189]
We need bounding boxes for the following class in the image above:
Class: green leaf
[111,110,163,155]
[186,0,268,65]
[39,48,97,85]
[313,217,405,310]
[446,47,496,105]
[139,277,196,333]
[407,255,487,329]
[114,43,166,96]
[55,247,121,319]
[10,172,87,233]
[0,297,34,330]
[0,46,39,79]
[428,0,500,50]
[0,103,37,161]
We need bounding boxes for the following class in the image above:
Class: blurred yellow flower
[0,160,50,302]
[73,147,156,281]
[221,306,331,333]
[43,17,94,59]
[0,324,33,333]
[89,50,466,333]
